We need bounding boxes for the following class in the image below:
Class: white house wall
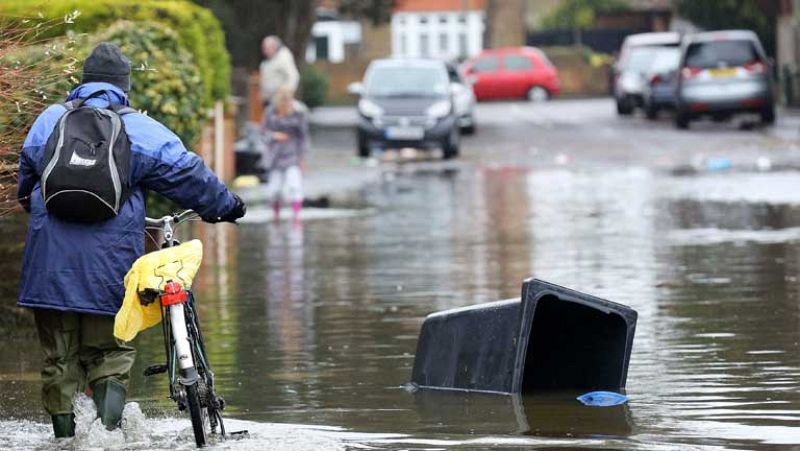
[391,10,485,60]
[307,21,362,63]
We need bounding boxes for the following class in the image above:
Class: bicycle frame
[144,211,226,445]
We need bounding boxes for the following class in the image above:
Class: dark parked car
[675,30,774,129]
[350,59,460,159]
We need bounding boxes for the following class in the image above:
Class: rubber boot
[51,413,75,438]
[291,200,302,223]
[91,379,126,430]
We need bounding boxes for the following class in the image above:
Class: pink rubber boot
[291,200,302,223]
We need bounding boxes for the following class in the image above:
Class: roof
[369,58,448,69]
[394,0,487,12]
[625,0,674,11]
[623,32,681,47]
[686,30,761,43]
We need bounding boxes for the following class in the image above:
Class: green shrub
[0,0,230,107]
[98,21,205,147]
[9,20,205,147]
[299,66,329,109]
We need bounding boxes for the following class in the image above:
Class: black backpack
[41,91,135,222]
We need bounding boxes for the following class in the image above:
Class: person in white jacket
[260,36,300,108]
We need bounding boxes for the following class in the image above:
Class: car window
[366,65,448,97]
[504,55,533,71]
[472,57,498,73]
[623,46,661,72]
[685,40,760,68]
[649,47,680,73]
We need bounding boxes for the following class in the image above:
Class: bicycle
[141,210,229,447]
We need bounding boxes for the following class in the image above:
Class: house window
[420,33,429,57]
[458,14,466,24]
[314,35,329,61]
[400,34,407,56]
[458,33,467,57]
[419,15,429,24]
[439,15,448,24]
[439,33,448,54]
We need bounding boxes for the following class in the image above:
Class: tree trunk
[282,0,319,69]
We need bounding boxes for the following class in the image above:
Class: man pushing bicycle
[16,42,246,438]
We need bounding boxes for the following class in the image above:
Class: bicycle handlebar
[145,210,198,228]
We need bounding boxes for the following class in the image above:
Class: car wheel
[460,115,476,135]
[644,101,659,120]
[527,86,549,103]
[442,126,460,160]
[675,110,690,129]
[760,105,775,125]
[357,132,370,158]
[616,97,633,116]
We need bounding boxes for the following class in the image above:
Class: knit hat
[81,42,131,92]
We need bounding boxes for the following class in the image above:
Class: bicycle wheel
[185,382,208,447]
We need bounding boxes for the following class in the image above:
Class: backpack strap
[63,100,79,110]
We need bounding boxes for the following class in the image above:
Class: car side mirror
[347,82,364,97]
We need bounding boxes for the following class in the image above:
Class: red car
[461,47,561,102]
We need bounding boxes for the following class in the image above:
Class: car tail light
[743,61,766,74]
[650,74,663,85]
[681,67,702,80]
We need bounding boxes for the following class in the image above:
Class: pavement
[237,97,800,207]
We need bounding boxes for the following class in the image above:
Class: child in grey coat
[262,86,309,222]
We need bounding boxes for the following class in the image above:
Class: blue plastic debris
[577,391,629,407]
[705,157,732,172]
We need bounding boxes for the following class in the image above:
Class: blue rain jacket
[17,82,236,316]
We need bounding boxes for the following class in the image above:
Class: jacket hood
[66,82,130,106]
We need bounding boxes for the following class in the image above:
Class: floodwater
[1,163,799,450]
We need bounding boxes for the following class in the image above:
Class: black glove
[203,194,246,223]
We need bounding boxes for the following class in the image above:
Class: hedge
[7,20,206,147]
[0,0,230,108]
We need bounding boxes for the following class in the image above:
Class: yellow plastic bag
[114,240,203,341]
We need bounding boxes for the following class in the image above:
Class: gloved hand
[203,193,246,223]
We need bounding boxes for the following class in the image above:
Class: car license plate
[709,68,737,78]
[386,126,424,140]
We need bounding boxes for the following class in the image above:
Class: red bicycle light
[161,280,188,306]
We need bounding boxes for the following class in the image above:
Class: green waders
[34,309,136,437]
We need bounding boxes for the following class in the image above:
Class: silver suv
[675,30,774,129]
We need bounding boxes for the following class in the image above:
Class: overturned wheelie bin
[411,278,637,394]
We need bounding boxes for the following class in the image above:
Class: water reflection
[1,166,799,449]
[413,390,634,438]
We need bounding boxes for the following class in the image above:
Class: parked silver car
[614,32,681,115]
[641,46,681,120]
[674,30,774,129]
[446,62,477,135]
